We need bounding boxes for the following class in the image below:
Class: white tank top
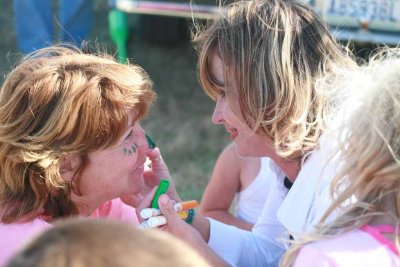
[235,157,272,224]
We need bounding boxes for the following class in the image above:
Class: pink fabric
[294,229,400,267]
[0,198,139,267]
[360,225,399,255]
[90,198,139,224]
[0,217,50,267]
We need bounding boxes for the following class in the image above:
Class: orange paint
[175,200,198,212]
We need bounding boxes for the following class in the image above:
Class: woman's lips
[226,128,238,140]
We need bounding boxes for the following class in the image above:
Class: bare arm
[200,143,253,231]
[135,147,285,266]
[159,192,286,267]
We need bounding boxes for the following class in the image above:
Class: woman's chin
[233,144,249,158]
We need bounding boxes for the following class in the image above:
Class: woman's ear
[59,155,81,181]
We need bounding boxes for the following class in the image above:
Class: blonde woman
[281,49,400,266]
[7,219,210,267]
[137,0,356,266]
[0,46,172,266]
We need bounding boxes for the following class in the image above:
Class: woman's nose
[136,125,148,148]
[211,98,224,125]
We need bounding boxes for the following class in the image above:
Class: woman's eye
[125,130,133,140]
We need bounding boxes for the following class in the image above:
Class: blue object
[185,209,195,224]
[13,0,93,53]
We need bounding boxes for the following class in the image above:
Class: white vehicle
[109,0,400,60]
[306,0,400,45]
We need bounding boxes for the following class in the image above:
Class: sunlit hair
[194,0,355,158]
[6,219,211,267]
[0,46,155,223]
[280,48,400,266]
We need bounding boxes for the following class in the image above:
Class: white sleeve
[208,176,287,267]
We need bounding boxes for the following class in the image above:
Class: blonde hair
[195,0,355,158]
[281,48,400,266]
[0,46,155,223]
[6,219,211,267]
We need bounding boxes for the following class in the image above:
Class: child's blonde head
[6,219,211,267]
[281,48,400,266]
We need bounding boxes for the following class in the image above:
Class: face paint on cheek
[122,143,139,156]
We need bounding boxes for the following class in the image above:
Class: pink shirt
[0,198,139,267]
[294,228,400,267]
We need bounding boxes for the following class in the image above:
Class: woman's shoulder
[0,217,50,237]
[93,198,139,224]
[0,218,51,266]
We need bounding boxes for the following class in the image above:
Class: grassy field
[0,1,230,201]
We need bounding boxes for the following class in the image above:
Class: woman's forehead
[211,55,225,85]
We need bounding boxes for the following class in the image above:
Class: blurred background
[0,0,399,201]
[0,1,229,201]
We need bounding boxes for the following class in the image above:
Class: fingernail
[145,134,156,149]
[159,194,168,206]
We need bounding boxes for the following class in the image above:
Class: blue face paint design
[123,143,138,156]
[146,134,156,149]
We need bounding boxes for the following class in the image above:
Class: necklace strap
[283,176,293,190]
[360,224,400,255]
